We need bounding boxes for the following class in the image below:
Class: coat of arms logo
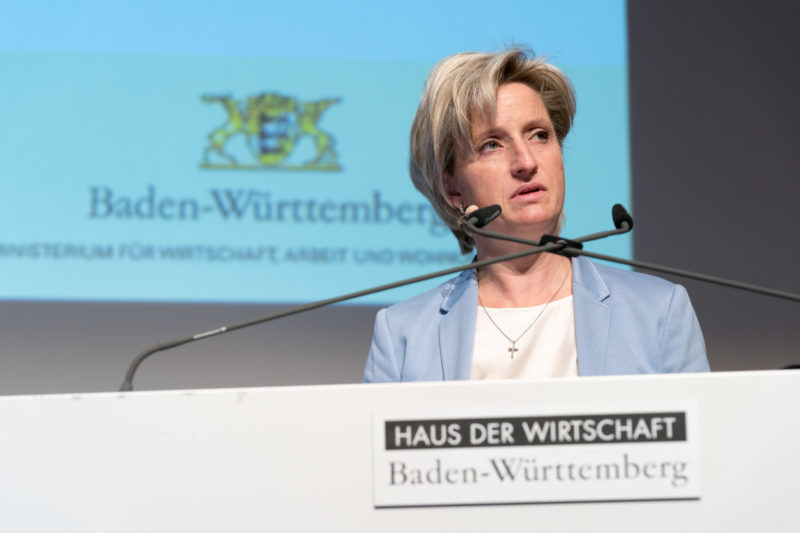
[201,92,341,171]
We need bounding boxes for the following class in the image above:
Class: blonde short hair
[409,48,577,254]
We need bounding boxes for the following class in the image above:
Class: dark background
[629,0,799,371]
[1,1,797,394]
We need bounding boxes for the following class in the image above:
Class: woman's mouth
[512,183,546,200]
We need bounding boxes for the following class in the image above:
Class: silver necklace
[478,266,570,359]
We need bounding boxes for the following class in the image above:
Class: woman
[363,48,708,382]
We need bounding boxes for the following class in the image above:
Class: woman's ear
[442,171,462,209]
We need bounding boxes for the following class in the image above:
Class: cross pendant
[508,343,519,359]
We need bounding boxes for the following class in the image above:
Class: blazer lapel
[438,269,478,380]
[572,256,612,376]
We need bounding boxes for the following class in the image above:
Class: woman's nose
[511,142,538,178]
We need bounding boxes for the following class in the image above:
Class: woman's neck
[476,249,572,308]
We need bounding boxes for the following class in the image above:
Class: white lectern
[0,370,797,532]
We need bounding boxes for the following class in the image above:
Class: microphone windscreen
[612,204,634,229]
[468,205,502,228]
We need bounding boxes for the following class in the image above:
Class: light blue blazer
[363,256,709,382]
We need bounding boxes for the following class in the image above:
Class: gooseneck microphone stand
[119,205,630,391]
[120,203,799,391]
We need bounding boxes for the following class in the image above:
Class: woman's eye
[479,140,500,152]
[532,130,550,141]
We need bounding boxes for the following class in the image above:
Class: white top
[469,296,578,379]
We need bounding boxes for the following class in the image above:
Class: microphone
[466,205,501,228]
[612,203,633,230]
[119,207,630,391]
[464,204,632,250]
[462,204,800,304]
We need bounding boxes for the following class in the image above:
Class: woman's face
[446,82,565,241]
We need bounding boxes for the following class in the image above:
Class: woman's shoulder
[574,255,679,299]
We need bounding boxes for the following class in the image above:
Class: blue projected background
[0,1,629,304]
